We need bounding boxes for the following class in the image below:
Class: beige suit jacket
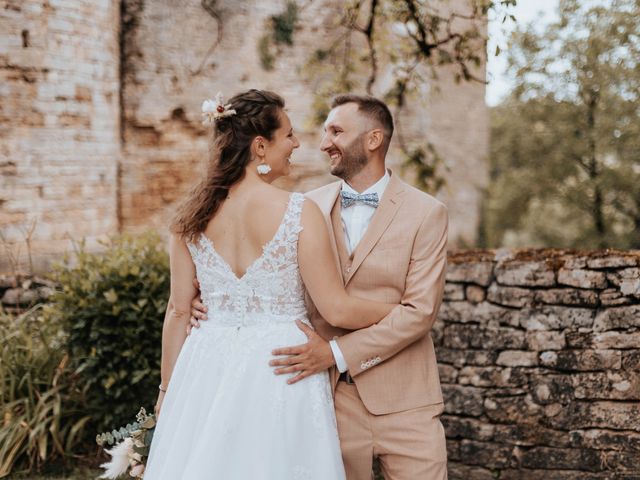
[305,171,448,415]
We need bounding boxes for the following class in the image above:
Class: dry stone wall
[1,249,639,476]
[436,249,640,479]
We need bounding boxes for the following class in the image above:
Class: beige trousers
[334,382,448,480]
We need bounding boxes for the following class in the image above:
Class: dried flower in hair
[202,92,237,125]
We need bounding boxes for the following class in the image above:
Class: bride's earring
[257,161,272,175]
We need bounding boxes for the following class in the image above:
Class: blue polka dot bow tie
[340,191,379,209]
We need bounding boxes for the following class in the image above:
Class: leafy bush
[0,307,89,477]
[48,233,170,433]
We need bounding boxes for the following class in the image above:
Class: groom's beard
[331,133,368,182]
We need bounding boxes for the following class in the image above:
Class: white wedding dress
[144,193,346,480]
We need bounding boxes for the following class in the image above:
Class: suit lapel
[330,199,350,283]
[314,182,342,278]
[345,173,405,284]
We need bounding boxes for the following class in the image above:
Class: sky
[486,0,560,106]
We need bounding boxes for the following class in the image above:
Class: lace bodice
[187,193,308,327]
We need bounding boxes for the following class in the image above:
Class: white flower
[99,437,134,479]
[202,91,236,126]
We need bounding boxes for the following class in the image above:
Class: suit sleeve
[335,202,448,377]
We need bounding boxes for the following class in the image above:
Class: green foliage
[299,1,517,194]
[48,233,170,433]
[0,307,90,477]
[484,0,640,248]
[401,144,446,194]
[258,1,299,71]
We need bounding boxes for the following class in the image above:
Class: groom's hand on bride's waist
[269,320,335,385]
[187,278,207,335]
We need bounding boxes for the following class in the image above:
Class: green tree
[484,0,640,248]
[263,0,517,193]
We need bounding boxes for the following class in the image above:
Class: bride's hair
[171,89,285,240]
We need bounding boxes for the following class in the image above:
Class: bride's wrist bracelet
[158,384,167,392]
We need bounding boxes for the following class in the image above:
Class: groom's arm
[336,202,448,377]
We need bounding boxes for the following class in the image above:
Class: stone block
[496,350,538,367]
[587,255,639,269]
[591,331,640,349]
[458,366,528,388]
[530,375,574,405]
[444,283,465,301]
[599,288,633,306]
[438,364,459,384]
[439,301,518,326]
[469,327,527,350]
[441,415,495,441]
[487,285,533,308]
[437,348,498,368]
[593,305,640,331]
[526,331,566,351]
[539,349,622,372]
[519,446,604,472]
[458,440,515,469]
[446,261,494,286]
[557,268,607,289]
[465,285,485,304]
[492,423,571,448]
[570,428,640,452]
[622,351,640,371]
[442,324,475,349]
[552,401,640,432]
[518,306,594,331]
[621,278,640,297]
[484,395,543,425]
[606,267,640,287]
[1,287,40,306]
[443,385,485,417]
[499,470,612,480]
[495,260,556,287]
[573,372,640,400]
[535,288,599,307]
[447,463,496,480]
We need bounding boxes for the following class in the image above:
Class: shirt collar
[341,170,390,197]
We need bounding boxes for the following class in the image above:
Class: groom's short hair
[331,94,394,153]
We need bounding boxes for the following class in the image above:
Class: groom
[192,94,448,479]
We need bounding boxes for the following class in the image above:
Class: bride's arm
[298,201,396,329]
[159,234,197,395]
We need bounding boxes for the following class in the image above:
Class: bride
[143,89,395,479]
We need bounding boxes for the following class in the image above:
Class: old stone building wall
[438,249,640,479]
[118,0,488,243]
[0,0,121,273]
[1,0,487,272]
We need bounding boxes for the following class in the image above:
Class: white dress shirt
[329,171,390,373]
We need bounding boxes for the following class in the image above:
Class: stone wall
[436,249,640,479]
[0,0,121,273]
[1,249,639,476]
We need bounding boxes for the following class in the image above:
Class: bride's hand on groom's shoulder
[187,278,207,335]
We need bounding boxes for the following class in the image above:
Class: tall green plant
[0,307,89,477]
[48,233,170,433]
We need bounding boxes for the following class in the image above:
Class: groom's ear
[366,128,384,151]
